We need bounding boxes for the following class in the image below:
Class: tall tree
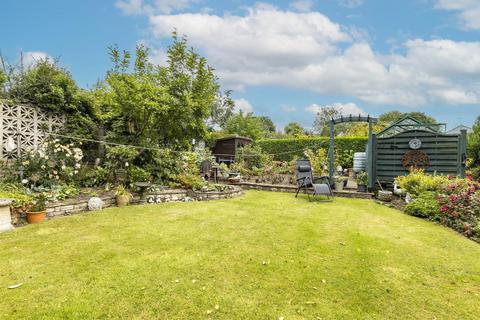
[224,111,266,140]
[257,116,276,134]
[284,122,305,137]
[312,106,341,136]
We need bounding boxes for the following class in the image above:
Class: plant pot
[26,211,46,224]
[357,184,367,193]
[116,195,130,207]
[334,181,344,191]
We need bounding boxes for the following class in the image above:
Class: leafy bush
[13,138,83,187]
[396,169,448,197]
[356,171,368,185]
[236,144,272,171]
[0,183,33,208]
[256,136,367,166]
[304,149,327,176]
[77,166,109,187]
[405,192,439,218]
[176,172,205,190]
[127,166,151,184]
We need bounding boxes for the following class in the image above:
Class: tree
[257,116,276,134]
[8,58,79,114]
[284,122,305,137]
[224,111,266,140]
[312,106,340,136]
[101,33,220,149]
[208,89,235,129]
[378,111,437,125]
[468,116,480,167]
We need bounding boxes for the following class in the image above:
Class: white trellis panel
[0,101,65,160]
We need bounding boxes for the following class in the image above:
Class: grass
[1,190,480,319]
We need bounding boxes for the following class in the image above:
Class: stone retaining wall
[8,186,243,226]
[238,182,374,199]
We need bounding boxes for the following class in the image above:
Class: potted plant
[356,171,368,193]
[26,193,48,224]
[115,185,132,207]
[334,176,347,191]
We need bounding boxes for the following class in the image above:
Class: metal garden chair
[295,159,333,201]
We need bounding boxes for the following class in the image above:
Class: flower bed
[8,185,243,226]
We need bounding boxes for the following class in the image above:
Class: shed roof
[376,115,446,138]
[214,135,253,142]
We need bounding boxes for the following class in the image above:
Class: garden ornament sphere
[88,197,104,211]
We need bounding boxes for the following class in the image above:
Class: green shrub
[304,149,327,176]
[127,166,151,184]
[396,169,448,197]
[235,144,272,170]
[176,172,205,190]
[356,171,368,185]
[77,166,109,187]
[405,192,440,218]
[256,136,367,167]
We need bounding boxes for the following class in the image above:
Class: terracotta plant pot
[26,211,46,224]
[116,195,130,207]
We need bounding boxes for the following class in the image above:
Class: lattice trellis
[0,101,66,160]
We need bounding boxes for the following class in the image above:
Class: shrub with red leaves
[436,179,480,240]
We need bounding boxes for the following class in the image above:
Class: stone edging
[237,182,374,199]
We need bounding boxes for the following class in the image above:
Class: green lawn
[1,191,480,319]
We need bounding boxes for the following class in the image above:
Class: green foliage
[126,166,151,184]
[175,172,205,190]
[467,116,480,167]
[405,192,440,218]
[114,185,132,197]
[396,169,448,197]
[105,146,139,169]
[0,183,33,208]
[8,58,79,114]
[13,138,83,188]
[303,149,327,176]
[356,171,368,186]
[284,122,305,137]
[256,136,368,165]
[379,111,437,125]
[256,116,276,134]
[224,111,267,141]
[77,166,109,187]
[235,144,272,171]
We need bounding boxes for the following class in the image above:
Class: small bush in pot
[26,193,48,224]
[115,185,132,207]
[356,171,368,192]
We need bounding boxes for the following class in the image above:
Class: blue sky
[1,0,480,131]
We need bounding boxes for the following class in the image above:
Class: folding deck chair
[295,159,333,201]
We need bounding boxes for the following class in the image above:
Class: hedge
[256,136,368,167]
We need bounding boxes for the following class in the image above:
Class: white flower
[61,165,66,170]
[74,170,78,174]
[21,179,28,184]
[125,162,129,167]
[75,163,81,169]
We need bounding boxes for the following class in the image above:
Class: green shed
[368,116,467,187]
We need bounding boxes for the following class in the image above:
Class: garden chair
[295,159,333,201]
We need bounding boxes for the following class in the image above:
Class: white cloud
[233,98,253,113]
[21,51,51,68]
[305,102,366,116]
[116,0,197,15]
[435,0,480,30]
[339,0,364,9]
[142,4,480,107]
[289,0,314,12]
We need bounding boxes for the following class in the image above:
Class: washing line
[47,132,325,158]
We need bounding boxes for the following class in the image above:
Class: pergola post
[329,120,335,184]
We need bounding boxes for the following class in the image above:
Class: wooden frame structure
[328,114,378,188]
